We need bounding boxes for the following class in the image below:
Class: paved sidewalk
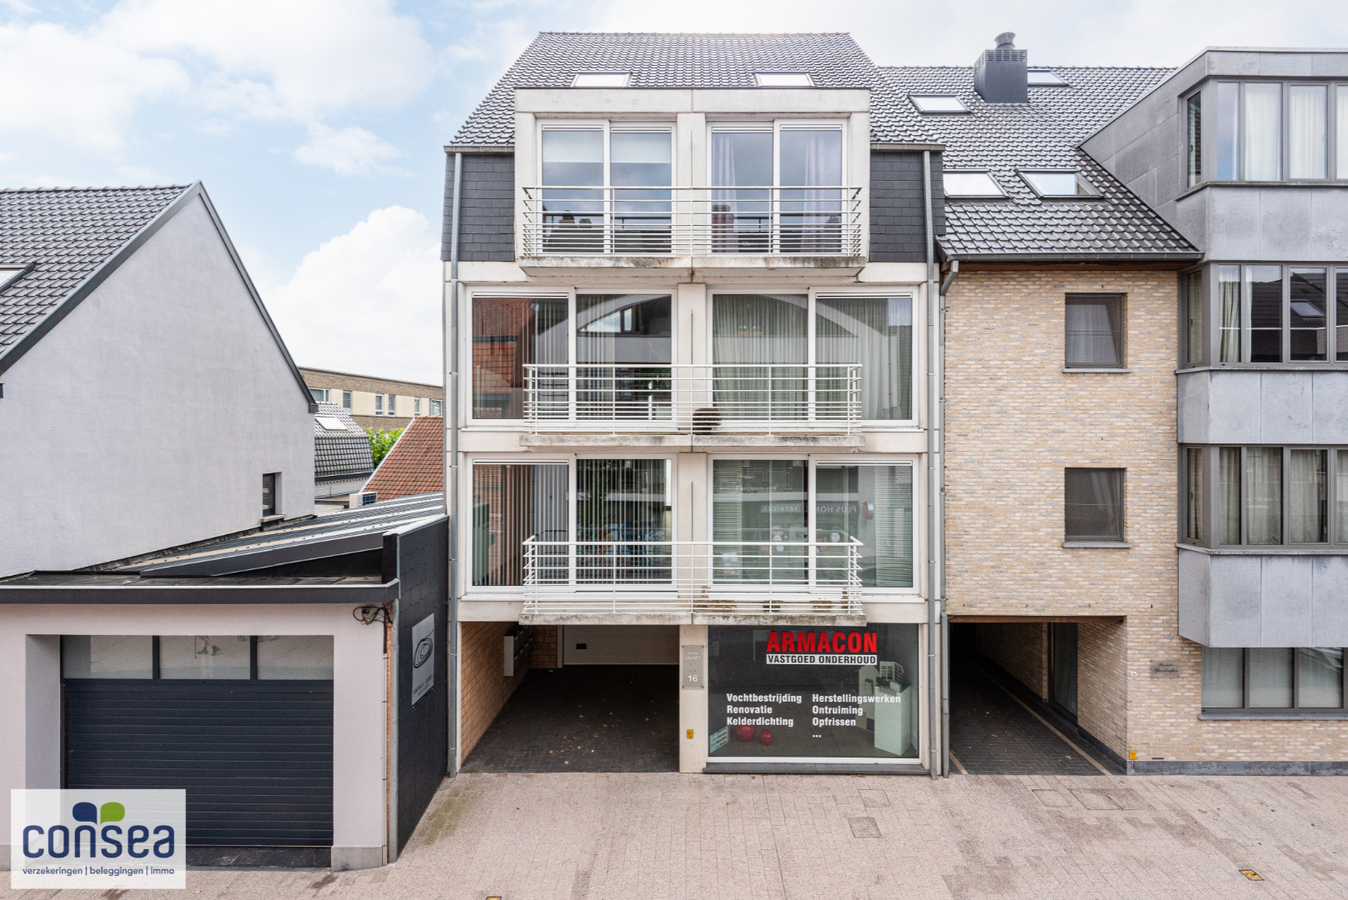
[9,771,1348,900]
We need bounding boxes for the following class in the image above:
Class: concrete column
[678,624,709,773]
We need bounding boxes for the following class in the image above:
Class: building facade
[445,33,948,775]
[300,366,444,430]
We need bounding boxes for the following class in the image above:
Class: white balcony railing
[523,363,861,433]
[520,537,864,617]
[521,185,864,257]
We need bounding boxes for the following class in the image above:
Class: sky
[3,0,1346,384]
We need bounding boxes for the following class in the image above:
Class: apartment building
[300,366,444,430]
[445,32,947,774]
[1085,48,1348,771]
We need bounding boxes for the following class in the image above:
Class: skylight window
[943,171,1005,197]
[316,416,348,431]
[755,73,813,87]
[1027,69,1068,86]
[1020,170,1100,197]
[911,95,969,114]
[572,73,630,87]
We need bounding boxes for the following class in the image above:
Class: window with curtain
[1219,447,1242,544]
[576,294,672,420]
[1218,265,1241,362]
[1216,82,1240,181]
[1203,646,1347,711]
[1289,269,1327,361]
[815,296,912,420]
[779,128,843,253]
[711,130,773,252]
[1339,86,1348,180]
[1182,271,1204,367]
[815,464,913,587]
[576,458,671,583]
[1246,447,1283,545]
[1246,265,1283,363]
[1185,447,1204,543]
[712,294,807,420]
[541,128,605,252]
[712,459,808,584]
[1289,449,1327,543]
[471,463,569,586]
[1338,271,1348,361]
[1064,468,1125,542]
[1186,92,1202,187]
[1340,450,1348,542]
[1289,84,1327,179]
[1243,83,1282,180]
[472,296,567,419]
[1064,294,1124,368]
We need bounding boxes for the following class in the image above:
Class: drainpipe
[446,152,463,778]
[938,258,958,777]
[923,150,939,779]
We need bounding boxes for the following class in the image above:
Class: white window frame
[465,453,680,595]
[943,170,1006,198]
[705,286,921,428]
[536,120,677,190]
[466,287,680,426]
[909,95,970,114]
[374,394,383,416]
[706,119,849,190]
[310,388,330,403]
[703,452,922,599]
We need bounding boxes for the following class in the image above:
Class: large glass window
[815,464,913,588]
[1246,446,1283,544]
[1203,646,1347,712]
[576,294,672,420]
[62,636,334,680]
[541,128,604,252]
[1185,447,1204,542]
[816,296,912,420]
[1289,84,1328,179]
[1218,265,1241,362]
[712,294,808,421]
[1339,86,1348,181]
[1193,445,1348,546]
[1211,264,1348,365]
[712,459,809,584]
[576,458,672,583]
[1186,92,1202,188]
[707,624,920,761]
[1064,294,1124,368]
[1289,448,1328,543]
[471,463,569,585]
[1064,468,1125,542]
[1243,83,1282,180]
[1290,268,1328,361]
[1216,82,1240,181]
[471,296,567,419]
[1182,270,1204,367]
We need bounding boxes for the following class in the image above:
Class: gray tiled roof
[877,66,1198,259]
[452,32,937,147]
[314,402,374,479]
[0,186,190,355]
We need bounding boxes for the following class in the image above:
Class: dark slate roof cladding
[0,186,189,352]
[453,32,936,147]
[877,66,1198,259]
[314,402,374,479]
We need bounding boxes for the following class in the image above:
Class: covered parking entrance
[460,625,679,773]
[947,617,1124,776]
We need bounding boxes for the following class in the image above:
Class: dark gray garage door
[64,679,334,850]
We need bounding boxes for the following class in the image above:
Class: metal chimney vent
[974,32,1028,103]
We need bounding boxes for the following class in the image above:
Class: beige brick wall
[460,621,531,761]
[975,623,1047,697]
[945,267,1348,763]
[533,625,559,669]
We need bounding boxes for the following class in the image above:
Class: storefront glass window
[707,624,920,761]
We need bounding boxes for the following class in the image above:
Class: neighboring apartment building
[1084,49,1348,771]
[0,185,315,578]
[445,32,946,775]
[300,366,444,430]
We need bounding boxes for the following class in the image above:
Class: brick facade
[975,622,1047,697]
[459,621,532,761]
[945,267,1348,764]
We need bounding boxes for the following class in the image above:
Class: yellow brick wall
[459,621,531,761]
[975,622,1047,697]
[944,267,1348,763]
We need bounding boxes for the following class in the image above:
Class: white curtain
[711,132,772,252]
[869,465,913,588]
[1243,83,1282,181]
[1339,450,1348,545]
[1218,266,1242,362]
[1245,447,1282,545]
[1288,449,1326,543]
[1289,84,1327,179]
[1186,448,1204,543]
[1339,87,1348,185]
[1219,447,1242,544]
[779,129,842,252]
[712,294,807,420]
[816,297,912,420]
[1298,648,1344,708]
[1065,299,1122,367]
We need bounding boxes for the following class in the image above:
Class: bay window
[1183,445,1348,546]
[1199,263,1347,365]
[1208,80,1345,182]
[1203,646,1347,713]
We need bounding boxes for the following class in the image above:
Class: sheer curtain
[1289,84,1327,179]
[1246,447,1283,545]
[1288,449,1327,543]
[1218,266,1242,362]
[1219,447,1242,544]
[711,131,772,252]
[1064,298,1122,367]
[1297,648,1344,708]
[712,294,807,420]
[576,459,672,583]
[472,463,568,585]
[816,297,912,420]
[1248,648,1293,708]
[779,129,842,252]
[1201,647,1245,708]
[1339,87,1348,187]
[1339,450,1348,543]
[1243,83,1282,181]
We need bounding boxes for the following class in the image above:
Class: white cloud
[263,207,442,385]
[104,0,435,120]
[0,20,188,150]
[294,124,402,175]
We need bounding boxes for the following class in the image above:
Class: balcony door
[576,294,672,420]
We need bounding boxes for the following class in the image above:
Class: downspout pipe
[446,152,463,778]
[923,150,939,779]
[938,258,958,778]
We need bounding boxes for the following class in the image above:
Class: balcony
[519,185,865,273]
[520,363,865,448]
[519,537,866,624]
